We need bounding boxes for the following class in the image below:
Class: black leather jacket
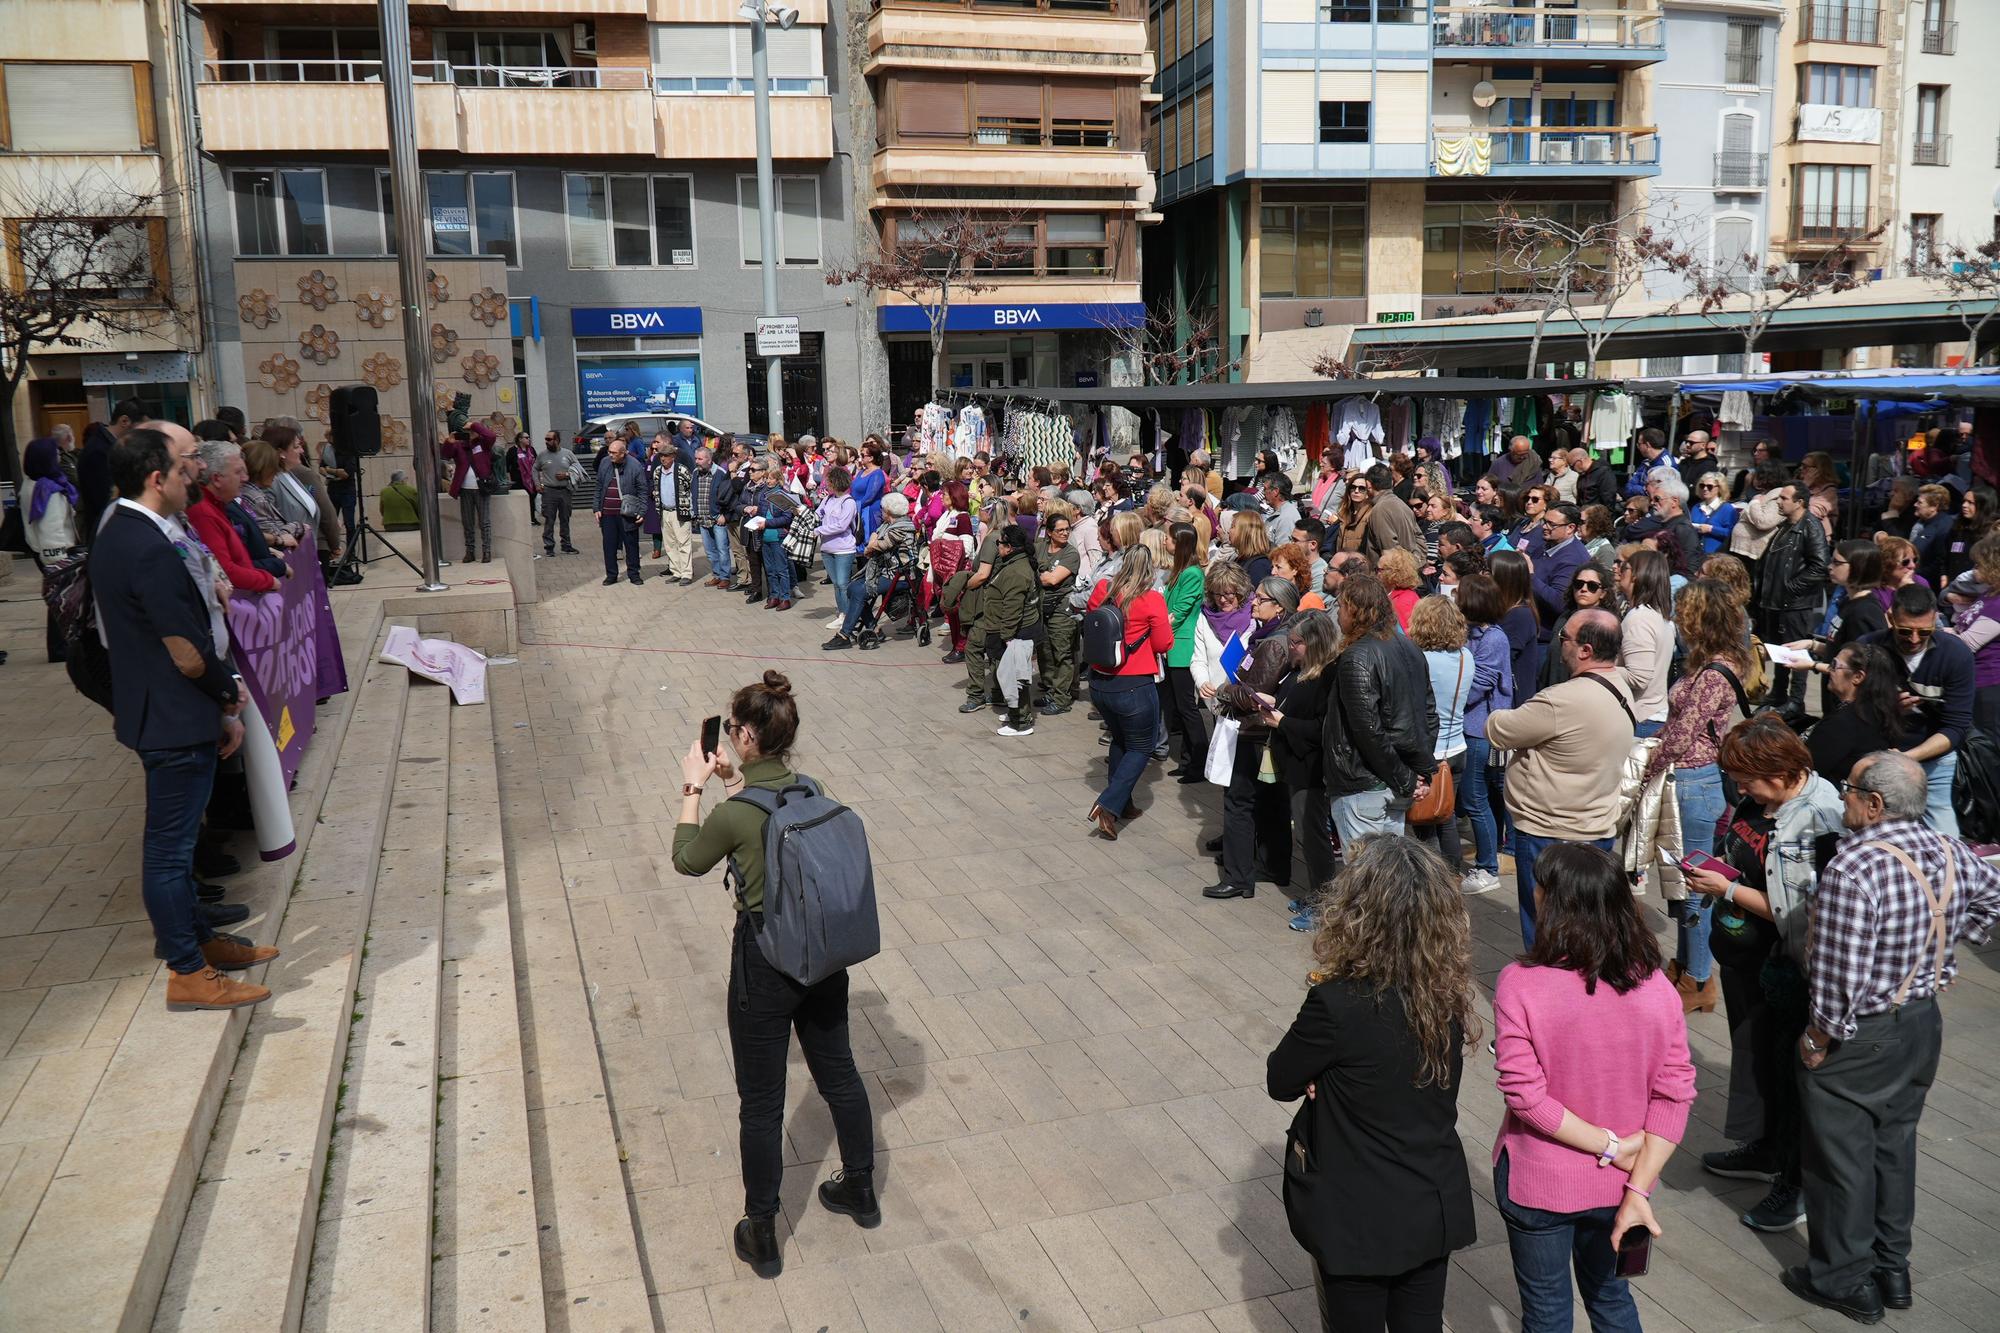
[1758,514,1830,613]
[1321,632,1438,799]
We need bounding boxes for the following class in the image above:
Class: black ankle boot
[818,1171,881,1228]
[733,1214,782,1278]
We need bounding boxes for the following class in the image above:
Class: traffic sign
[755,316,801,357]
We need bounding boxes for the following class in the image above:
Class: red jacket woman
[1081,545,1174,839]
[188,490,279,593]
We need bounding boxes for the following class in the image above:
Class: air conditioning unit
[1578,135,1611,164]
[1543,139,1575,164]
[572,22,597,56]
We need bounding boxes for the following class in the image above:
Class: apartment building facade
[2,0,210,445]
[191,0,862,450]
[861,0,1156,426]
[1146,1,1665,377]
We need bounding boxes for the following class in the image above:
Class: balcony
[657,94,833,159]
[1921,20,1956,54]
[1797,4,1881,45]
[1714,151,1768,188]
[864,0,1150,75]
[1432,5,1665,58]
[871,0,1127,11]
[1431,125,1660,175]
[1788,205,1875,245]
[1912,133,1951,167]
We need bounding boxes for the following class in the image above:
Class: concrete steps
[153,658,414,1330]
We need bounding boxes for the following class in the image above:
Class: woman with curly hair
[1268,836,1480,1331]
[1872,533,1927,612]
[1378,547,1423,630]
[1579,503,1618,565]
[1271,543,1324,610]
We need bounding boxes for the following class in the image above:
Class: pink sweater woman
[1492,842,1696,1330]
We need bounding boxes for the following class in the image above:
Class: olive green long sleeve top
[671,757,805,914]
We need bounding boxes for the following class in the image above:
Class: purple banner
[225,548,348,786]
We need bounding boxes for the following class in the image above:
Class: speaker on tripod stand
[329,384,430,585]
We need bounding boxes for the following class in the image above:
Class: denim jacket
[1767,773,1845,965]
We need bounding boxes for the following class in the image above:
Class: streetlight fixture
[739,2,797,440]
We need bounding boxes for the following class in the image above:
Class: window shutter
[731,25,820,79]
[899,74,968,137]
[1262,70,1315,144]
[1722,112,1753,155]
[737,178,761,263]
[780,178,817,264]
[1713,216,1755,268]
[1049,79,1114,122]
[1373,71,1428,144]
[5,64,140,151]
[566,175,610,268]
[1318,70,1371,103]
[976,77,1044,122]
[656,25,733,75]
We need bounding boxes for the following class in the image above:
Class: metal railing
[1725,49,1760,84]
[1714,151,1768,188]
[1797,3,1880,45]
[1432,6,1664,50]
[654,76,828,95]
[870,0,1122,11]
[201,59,649,89]
[879,124,1118,149]
[1790,204,1874,242]
[1437,124,1660,167]
[1912,132,1951,166]
[1921,20,1956,54]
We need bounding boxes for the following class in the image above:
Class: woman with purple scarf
[23,437,80,662]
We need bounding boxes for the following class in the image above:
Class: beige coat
[1729,490,1785,560]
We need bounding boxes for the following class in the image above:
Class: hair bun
[760,670,792,696]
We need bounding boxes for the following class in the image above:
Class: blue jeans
[141,744,219,974]
[763,541,793,600]
[842,571,897,638]
[1093,676,1157,818]
[701,521,732,580]
[1331,786,1406,847]
[1674,763,1726,982]
[823,549,855,620]
[1461,734,1500,873]
[1495,1152,1641,1333]
[1515,832,1615,949]
[1634,718,1664,739]
[1923,752,1959,837]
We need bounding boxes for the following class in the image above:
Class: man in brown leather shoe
[92,425,278,1013]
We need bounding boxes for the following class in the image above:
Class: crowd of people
[597,409,2000,1329]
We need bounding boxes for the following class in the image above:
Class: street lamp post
[741,3,797,440]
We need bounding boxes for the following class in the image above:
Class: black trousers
[1221,734,1291,891]
[727,913,874,1220]
[1718,960,1769,1142]
[1314,1254,1450,1333]
[1411,751,1466,869]
[1164,665,1207,771]
[541,488,572,550]
[599,513,640,578]
[1290,783,1336,899]
[1758,605,1819,709]
[1800,997,1942,1292]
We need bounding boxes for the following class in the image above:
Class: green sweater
[1165,564,1205,667]
[671,757,815,913]
[378,481,420,531]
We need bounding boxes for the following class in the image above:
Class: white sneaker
[1460,870,1500,896]
[996,721,1035,737]
[825,615,844,630]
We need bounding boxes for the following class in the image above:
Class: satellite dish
[1472,81,1498,109]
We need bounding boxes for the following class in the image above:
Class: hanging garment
[952,404,989,458]
[1381,397,1414,454]
[1718,390,1755,432]
[1435,132,1492,177]
[1266,407,1303,477]
[1462,399,1492,457]
[1331,398,1383,471]
[1303,401,1332,465]
[1588,392,1636,450]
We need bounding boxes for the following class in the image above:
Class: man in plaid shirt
[1784,752,2000,1324]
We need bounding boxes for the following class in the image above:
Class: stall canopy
[971,375,1611,413]
[1625,371,2000,402]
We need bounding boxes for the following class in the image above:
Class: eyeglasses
[1893,625,1935,640]
[1252,593,1277,606]
[1573,580,1603,592]
[1837,781,1880,799]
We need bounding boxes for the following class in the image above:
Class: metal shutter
[654,25,732,77]
[1262,70,1314,145]
[731,24,820,79]
[976,76,1044,121]
[1373,71,1428,144]
[899,74,968,137]
[5,64,139,151]
[1049,79,1114,121]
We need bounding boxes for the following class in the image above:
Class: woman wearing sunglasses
[1537,562,1616,692]
[1689,471,1738,555]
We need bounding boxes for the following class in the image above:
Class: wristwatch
[681,783,703,797]
[1801,1031,1826,1056]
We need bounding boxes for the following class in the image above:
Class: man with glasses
[534,430,580,556]
[1786,751,2000,1323]
[1676,430,1717,490]
[1756,482,1830,717]
[1529,503,1589,625]
[1648,473,1702,572]
[1857,585,1975,836]
[1261,474,1300,548]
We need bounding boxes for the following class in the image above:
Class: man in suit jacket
[75,395,145,542]
[92,425,278,1011]
[1529,504,1592,630]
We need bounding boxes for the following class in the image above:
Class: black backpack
[1955,730,2000,844]
[1079,599,1147,672]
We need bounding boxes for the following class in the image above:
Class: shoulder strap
[1862,840,1958,1007]
[1576,669,1639,730]
[1698,661,1753,742]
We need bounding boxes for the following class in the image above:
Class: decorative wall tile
[304,384,332,423]
[355,289,392,328]
[429,323,459,364]
[298,324,341,365]
[238,289,280,329]
[469,286,507,327]
[297,269,339,310]
[426,268,450,308]
[362,352,403,390]
[258,354,302,392]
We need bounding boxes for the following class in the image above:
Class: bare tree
[1688,228,1883,365]
[825,206,1031,393]
[1477,205,1694,377]
[0,169,180,488]
[1094,294,1238,386]
[1903,228,2000,369]
[1310,342,1420,379]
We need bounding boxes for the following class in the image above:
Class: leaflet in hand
[1764,642,1815,669]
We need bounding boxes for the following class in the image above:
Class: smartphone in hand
[1679,850,1741,881]
[700,715,722,761]
[1615,1227,1652,1279]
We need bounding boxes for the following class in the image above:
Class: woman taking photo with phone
[1492,842,1695,1330]
[1267,837,1480,1332]
[672,671,878,1280]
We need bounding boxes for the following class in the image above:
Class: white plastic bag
[1205,716,1240,786]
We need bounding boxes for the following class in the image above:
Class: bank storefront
[881,300,1145,429]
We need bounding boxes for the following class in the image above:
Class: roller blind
[1318,70,1371,103]
[1049,79,1115,121]
[1373,71,1428,144]
[731,25,820,79]
[5,64,140,151]
[899,74,968,137]
[1262,70,1315,145]
[976,76,1044,121]
[654,24,732,74]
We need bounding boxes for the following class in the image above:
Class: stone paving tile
[501,544,2000,1332]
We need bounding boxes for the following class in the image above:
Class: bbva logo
[609,311,669,331]
[992,308,1043,326]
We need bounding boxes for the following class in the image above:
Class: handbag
[783,501,821,564]
[1407,654,1465,826]
[1204,716,1240,785]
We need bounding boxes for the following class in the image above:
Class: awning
[968,375,1611,414]
[1625,371,2000,401]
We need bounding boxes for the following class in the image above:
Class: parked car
[571,413,766,457]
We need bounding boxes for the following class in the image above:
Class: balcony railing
[654,76,828,95]
[1797,4,1880,45]
[1433,6,1664,51]
[1433,124,1660,168]
[1714,151,1769,188]
[1912,132,1951,166]
[1921,20,1956,54]
[1725,50,1760,84]
[201,59,649,89]
[879,122,1118,150]
[1790,205,1874,243]
[869,0,1122,11]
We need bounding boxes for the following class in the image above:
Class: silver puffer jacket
[1615,736,1686,899]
